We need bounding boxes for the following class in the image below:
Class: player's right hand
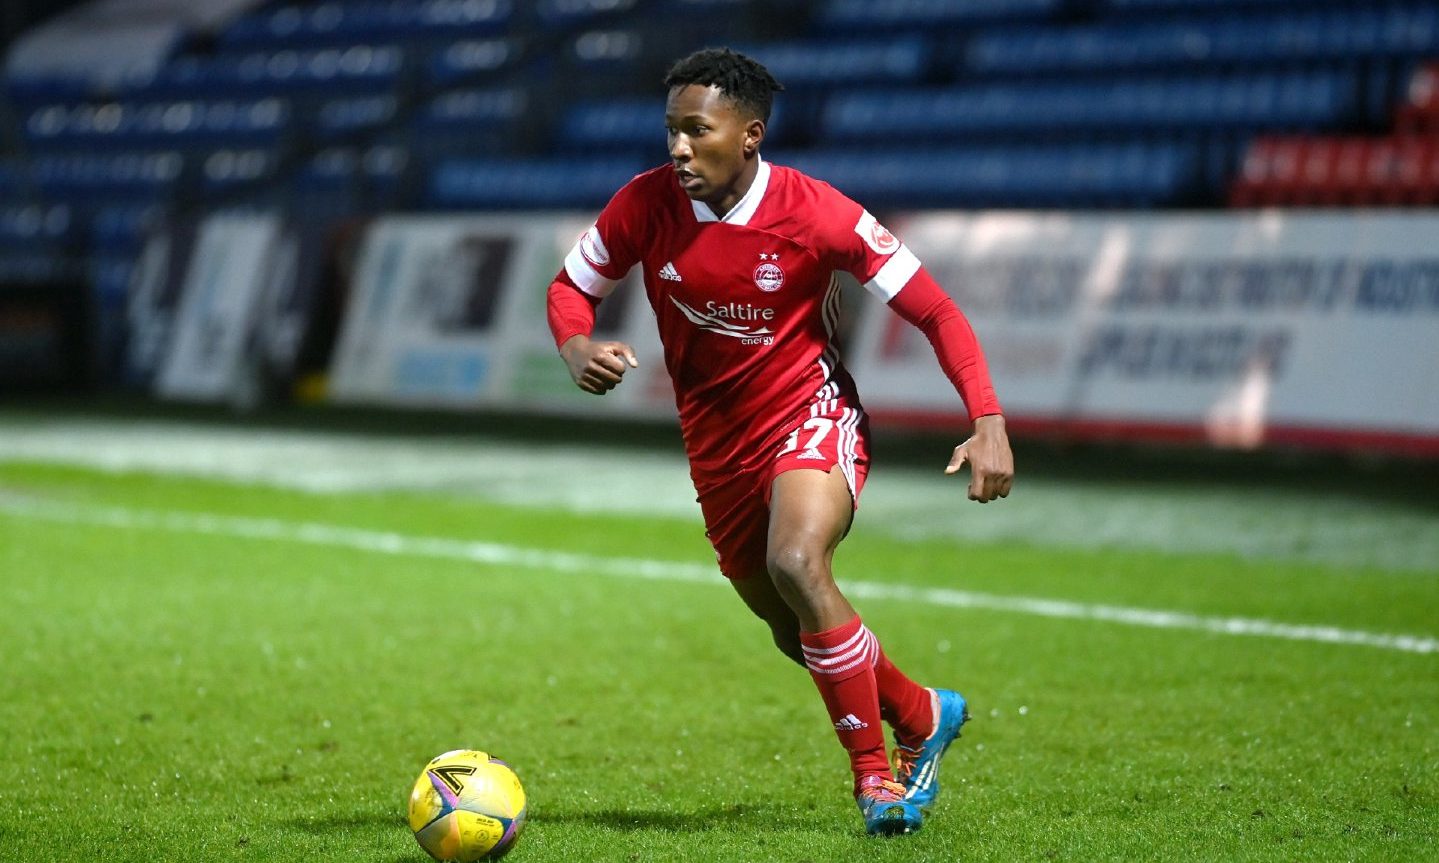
[559,335,639,395]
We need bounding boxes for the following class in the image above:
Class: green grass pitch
[0,429,1435,862]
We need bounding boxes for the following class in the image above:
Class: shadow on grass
[283,809,408,834]
[535,802,818,833]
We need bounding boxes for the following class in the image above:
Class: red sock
[799,616,891,787]
[874,645,934,748]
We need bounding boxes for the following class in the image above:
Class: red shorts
[694,398,871,580]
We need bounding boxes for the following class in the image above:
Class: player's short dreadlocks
[663,48,784,123]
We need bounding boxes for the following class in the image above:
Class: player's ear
[743,118,765,156]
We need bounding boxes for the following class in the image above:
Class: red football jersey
[558,159,924,478]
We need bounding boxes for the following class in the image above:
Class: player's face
[665,84,764,216]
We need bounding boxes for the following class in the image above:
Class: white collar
[690,156,769,226]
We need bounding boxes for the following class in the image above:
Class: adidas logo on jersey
[797,448,825,460]
[659,262,682,282]
[834,713,869,731]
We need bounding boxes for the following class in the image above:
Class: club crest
[754,261,784,292]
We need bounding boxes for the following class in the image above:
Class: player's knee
[766,542,821,591]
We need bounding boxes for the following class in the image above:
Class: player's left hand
[945,414,1014,503]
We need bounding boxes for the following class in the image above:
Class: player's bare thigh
[731,468,851,650]
[765,466,858,632]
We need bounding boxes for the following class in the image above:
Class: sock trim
[802,625,878,677]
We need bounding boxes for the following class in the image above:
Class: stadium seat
[821,70,1359,143]
[734,38,931,89]
[777,142,1199,209]
[168,46,406,99]
[311,95,399,143]
[559,97,786,150]
[1229,134,1439,208]
[1395,61,1439,133]
[31,152,185,203]
[1228,136,1299,207]
[427,38,521,87]
[818,0,1063,32]
[218,0,513,50]
[559,99,662,150]
[0,204,73,247]
[964,7,1439,76]
[535,0,640,29]
[425,156,648,208]
[1104,0,1362,12]
[200,149,280,193]
[361,144,414,209]
[409,87,529,157]
[88,204,159,255]
[25,99,292,151]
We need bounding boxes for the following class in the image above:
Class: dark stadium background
[1,0,1436,469]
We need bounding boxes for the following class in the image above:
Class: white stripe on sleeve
[563,227,620,298]
[862,245,921,302]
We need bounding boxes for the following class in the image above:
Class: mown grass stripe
[2,497,1434,656]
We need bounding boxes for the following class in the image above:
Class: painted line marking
[2,498,1434,656]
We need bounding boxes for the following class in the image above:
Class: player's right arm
[546,181,646,395]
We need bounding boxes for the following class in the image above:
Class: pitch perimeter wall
[133,209,1439,457]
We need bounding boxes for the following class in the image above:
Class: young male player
[545,48,1014,835]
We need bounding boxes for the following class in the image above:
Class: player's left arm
[824,193,1012,501]
[886,267,1014,503]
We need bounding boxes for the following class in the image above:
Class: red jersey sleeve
[887,267,1002,420]
[557,177,646,299]
[547,173,649,347]
[814,182,1001,420]
[547,277,600,349]
[818,191,923,300]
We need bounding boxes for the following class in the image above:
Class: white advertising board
[155,212,282,402]
[329,215,673,416]
[330,210,1439,455]
[853,210,1439,452]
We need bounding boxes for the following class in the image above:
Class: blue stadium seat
[25,99,291,150]
[425,156,648,208]
[0,161,22,195]
[218,0,513,49]
[558,97,791,150]
[89,204,158,254]
[734,38,931,88]
[822,70,1358,141]
[818,0,1063,32]
[535,0,640,28]
[566,28,645,72]
[362,145,413,208]
[777,142,1200,208]
[311,95,399,142]
[3,73,96,109]
[413,0,515,38]
[200,149,280,192]
[410,87,528,156]
[0,249,76,283]
[559,99,663,149]
[0,204,72,247]
[427,38,520,87]
[966,6,1439,76]
[290,149,363,214]
[31,152,184,202]
[150,46,405,99]
[1104,0,1370,13]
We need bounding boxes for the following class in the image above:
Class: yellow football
[407,750,527,862]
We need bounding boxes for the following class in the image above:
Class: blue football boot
[893,688,969,809]
[855,775,923,836]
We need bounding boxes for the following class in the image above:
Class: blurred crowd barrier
[45,206,1425,458]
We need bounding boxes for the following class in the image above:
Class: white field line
[3,498,1435,656]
